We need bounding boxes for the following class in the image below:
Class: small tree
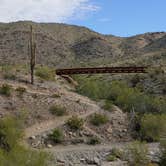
[29,25,36,84]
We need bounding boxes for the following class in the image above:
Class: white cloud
[0,0,99,22]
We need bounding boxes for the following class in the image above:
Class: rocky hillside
[0,69,160,166]
[0,21,165,68]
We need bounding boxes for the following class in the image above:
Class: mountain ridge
[0,21,165,68]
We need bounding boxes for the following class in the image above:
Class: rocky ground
[47,143,160,166]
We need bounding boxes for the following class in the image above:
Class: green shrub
[75,78,166,114]
[49,128,64,143]
[103,100,113,112]
[106,148,123,161]
[35,66,55,81]
[0,115,50,165]
[49,105,67,116]
[160,140,166,166]
[0,116,23,151]
[125,141,149,166]
[0,84,12,96]
[87,137,100,145]
[90,113,109,126]
[16,87,26,96]
[66,116,84,130]
[111,148,123,159]
[106,154,117,161]
[0,145,50,166]
[140,114,166,141]
[75,76,110,100]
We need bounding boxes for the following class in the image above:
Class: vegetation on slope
[75,75,166,143]
[0,115,51,166]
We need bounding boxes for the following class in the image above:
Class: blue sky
[0,0,165,37]
[70,0,166,36]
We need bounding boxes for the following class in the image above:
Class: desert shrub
[159,140,166,166]
[16,87,26,96]
[140,114,166,141]
[0,116,23,151]
[76,80,101,100]
[125,141,149,166]
[87,137,100,145]
[75,78,165,114]
[0,145,50,166]
[103,100,113,112]
[106,148,123,161]
[35,66,55,81]
[49,105,67,116]
[0,115,50,166]
[66,116,84,130]
[111,148,123,159]
[49,128,64,143]
[108,81,166,114]
[0,84,12,96]
[106,154,117,161]
[75,76,110,100]
[90,113,109,126]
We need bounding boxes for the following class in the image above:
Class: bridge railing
[56,67,147,75]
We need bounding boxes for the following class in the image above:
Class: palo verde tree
[29,25,36,84]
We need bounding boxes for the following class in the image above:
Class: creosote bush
[49,105,67,116]
[125,141,149,166]
[160,140,166,166]
[0,116,50,166]
[66,116,84,130]
[106,148,123,162]
[87,136,100,145]
[49,128,64,143]
[35,66,55,81]
[0,84,12,96]
[0,116,23,151]
[140,114,166,142]
[90,113,109,126]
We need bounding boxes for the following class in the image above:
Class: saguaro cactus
[29,25,36,84]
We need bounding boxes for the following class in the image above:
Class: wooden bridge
[56,67,147,75]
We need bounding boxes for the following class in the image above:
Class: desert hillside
[0,21,165,68]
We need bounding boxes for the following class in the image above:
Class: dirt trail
[45,142,159,153]
[25,106,99,138]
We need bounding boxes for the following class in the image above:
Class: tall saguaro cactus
[29,25,36,84]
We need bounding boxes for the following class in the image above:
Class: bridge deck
[56,67,147,75]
